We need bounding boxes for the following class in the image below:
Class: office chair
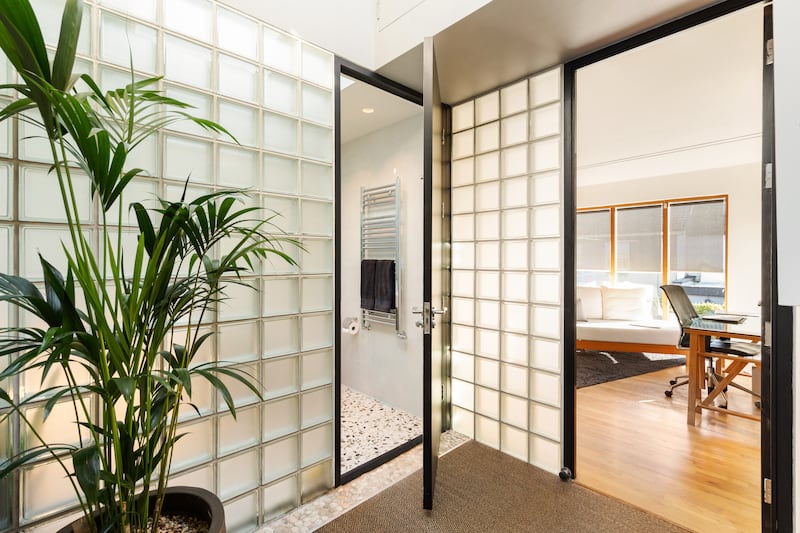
[660,284,761,408]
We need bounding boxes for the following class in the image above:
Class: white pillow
[601,285,652,320]
[576,285,603,320]
[575,298,587,322]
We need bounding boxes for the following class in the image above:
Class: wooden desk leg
[687,333,701,426]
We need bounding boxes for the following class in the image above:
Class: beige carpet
[317,440,688,532]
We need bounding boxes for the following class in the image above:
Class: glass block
[531,402,560,441]
[530,434,561,474]
[531,103,561,139]
[530,370,560,406]
[502,177,528,209]
[264,70,298,115]
[22,458,79,522]
[475,386,499,418]
[452,186,474,214]
[301,422,332,465]
[264,154,299,194]
[301,314,333,351]
[475,122,499,153]
[22,401,87,451]
[451,243,474,270]
[302,123,333,162]
[19,112,54,162]
[164,0,212,41]
[302,84,333,125]
[0,223,8,271]
[476,300,499,329]
[531,239,560,270]
[501,114,528,147]
[475,181,499,211]
[262,476,298,521]
[263,317,299,357]
[475,152,499,182]
[501,364,528,399]
[531,338,560,373]
[501,332,528,365]
[531,305,560,339]
[264,112,298,154]
[21,166,92,223]
[0,114,9,157]
[451,297,474,326]
[301,277,333,312]
[224,492,258,533]
[20,354,89,400]
[169,464,214,491]
[501,145,528,177]
[263,435,299,483]
[301,44,333,88]
[502,209,528,240]
[530,68,561,107]
[165,182,213,204]
[219,322,260,362]
[532,272,560,304]
[165,86,213,137]
[475,357,500,388]
[475,415,499,449]
[476,329,499,360]
[502,302,528,333]
[127,135,157,175]
[501,424,529,461]
[219,54,258,102]
[34,0,90,53]
[263,356,299,399]
[263,278,299,317]
[218,280,259,322]
[171,418,214,472]
[299,239,333,274]
[263,396,299,441]
[451,157,474,188]
[263,195,299,234]
[532,205,560,237]
[301,162,333,199]
[476,271,499,300]
[217,145,258,188]
[452,130,474,160]
[452,352,475,382]
[501,80,528,117]
[502,272,528,303]
[475,91,499,125]
[99,65,146,91]
[452,214,474,242]
[218,7,258,57]
[301,350,333,389]
[475,212,499,241]
[100,0,158,21]
[302,460,332,501]
[165,135,213,183]
[451,324,474,354]
[452,270,475,298]
[301,200,333,235]
[452,100,474,132]
[530,138,560,172]
[21,227,89,280]
[219,406,260,456]
[164,35,212,89]
[219,362,260,408]
[452,405,475,438]
[219,450,259,500]
[220,100,259,147]
[476,241,499,270]
[264,26,299,76]
[99,12,156,72]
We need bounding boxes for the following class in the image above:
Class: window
[576,209,610,285]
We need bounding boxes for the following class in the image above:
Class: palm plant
[0,0,298,530]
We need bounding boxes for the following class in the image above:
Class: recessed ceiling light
[362,107,375,114]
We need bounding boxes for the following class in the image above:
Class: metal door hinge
[766,38,774,66]
[764,477,772,504]
[765,163,773,190]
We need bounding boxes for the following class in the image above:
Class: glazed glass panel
[301,161,333,199]
[502,272,528,303]
[218,145,259,188]
[530,402,561,441]
[475,415,500,449]
[264,70,299,115]
[302,83,333,125]
[475,182,499,211]
[530,103,561,139]
[501,332,528,365]
[170,418,214,472]
[502,240,528,271]
[301,200,333,235]
[224,493,259,533]
[476,271,499,300]
[500,365,528,400]
[502,209,529,240]
[474,152,499,182]
[21,227,90,280]
[476,300,500,329]
[264,154,299,194]
[99,12,157,72]
[476,329,500,360]
[263,112,298,155]
[451,297,475,326]
[263,356,299,400]
[263,195,299,234]
[217,7,259,57]
[22,458,79,522]
[301,277,333,312]
[475,121,499,153]
[262,476,298,521]
[451,157,474,187]
[300,422,332,466]
[452,378,475,410]
[164,0,212,41]
[501,113,528,147]
[451,324,475,354]
[100,0,158,21]
[501,145,528,178]
[533,171,560,204]
[263,435,299,483]
[219,100,259,147]
[219,54,259,102]
[530,338,560,373]
[299,239,333,274]
[33,0,90,53]
[531,305,560,339]
[501,424,528,461]
[452,351,475,382]
[164,135,213,183]
[475,91,499,125]
[263,277,299,317]
[530,434,561,474]
[19,112,55,163]
[0,112,9,157]
[165,86,213,137]
[452,214,475,242]
[530,370,561,406]
[263,27,299,76]
[301,460,332,501]
[168,464,214,492]
[301,123,333,162]
[219,321,260,362]
[301,350,333,389]
[219,450,260,500]
[475,212,499,241]
[452,100,475,132]
[476,241,500,270]
[529,137,560,172]
[301,44,333,89]
[452,406,475,438]
[263,317,300,357]
[164,35,212,90]
[452,270,475,298]
[475,386,499,418]
[501,80,528,117]
[21,166,92,223]
[219,407,260,456]
[301,314,333,351]
[452,130,474,160]
[262,396,299,441]
[531,272,561,304]
[452,185,474,214]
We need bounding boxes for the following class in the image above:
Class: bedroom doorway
[568,4,768,531]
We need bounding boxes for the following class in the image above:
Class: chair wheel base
[669,380,677,385]
[665,390,673,398]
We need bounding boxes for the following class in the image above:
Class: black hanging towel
[373,260,396,312]
[360,259,377,310]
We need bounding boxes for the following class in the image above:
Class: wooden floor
[576,365,760,533]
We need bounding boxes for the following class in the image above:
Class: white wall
[341,114,424,418]
[577,163,762,312]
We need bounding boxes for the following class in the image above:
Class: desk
[685,317,761,425]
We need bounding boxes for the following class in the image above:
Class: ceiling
[340,75,422,144]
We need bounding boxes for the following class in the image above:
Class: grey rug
[576,350,685,388]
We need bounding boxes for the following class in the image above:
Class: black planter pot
[56,486,226,533]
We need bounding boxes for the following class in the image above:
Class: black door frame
[562,1,791,531]
[333,57,424,486]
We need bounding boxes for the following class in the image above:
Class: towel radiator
[361,178,404,338]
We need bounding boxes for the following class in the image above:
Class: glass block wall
[449,68,564,474]
[0,1,335,531]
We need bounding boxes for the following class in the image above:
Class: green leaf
[51,0,82,90]
[110,376,135,403]
[72,445,101,503]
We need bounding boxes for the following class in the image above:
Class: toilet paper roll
[341,317,360,335]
